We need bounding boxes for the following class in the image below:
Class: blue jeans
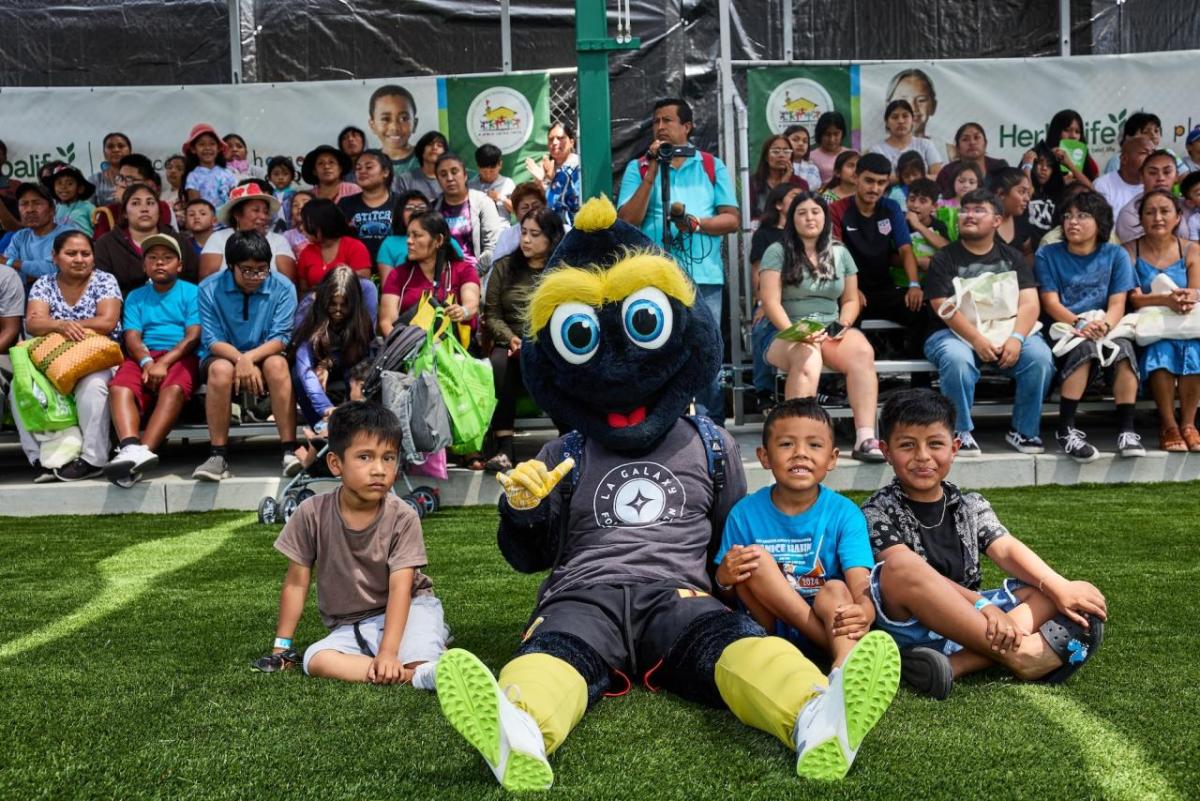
[696,283,725,423]
[923,328,1054,438]
[751,316,777,396]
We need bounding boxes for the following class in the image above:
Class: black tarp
[2,0,1197,173]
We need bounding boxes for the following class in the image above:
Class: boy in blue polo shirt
[193,230,299,481]
[106,234,201,485]
[714,398,876,667]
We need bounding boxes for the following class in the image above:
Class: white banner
[0,77,442,178]
[858,50,1200,168]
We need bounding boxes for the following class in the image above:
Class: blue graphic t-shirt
[716,484,874,596]
[1033,241,1136,315]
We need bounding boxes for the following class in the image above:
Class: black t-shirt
[338,191,398,263]
[999,213,1039,255]
[905,497,966,585]
[923,239,1037,332]
[750,226,784,264]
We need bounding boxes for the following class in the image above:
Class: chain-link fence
[549,72,578,128]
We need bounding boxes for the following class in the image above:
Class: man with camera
[617,97,739,422]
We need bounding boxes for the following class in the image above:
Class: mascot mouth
[607,406,647,429]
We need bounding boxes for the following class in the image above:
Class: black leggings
[490,346,523,432]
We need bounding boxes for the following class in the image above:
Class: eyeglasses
[769,148,794,156]
[236,266,270,279]
[1062,212,1094,223]
[960,206,996,217]
[114,175,135,185]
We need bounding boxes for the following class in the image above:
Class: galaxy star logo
[593,461,686,528]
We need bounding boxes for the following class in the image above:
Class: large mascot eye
[549,302,601,364]
[621,288,673,350]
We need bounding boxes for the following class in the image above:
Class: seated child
[254,401,449,688]
[105,234,201,484]
[266,156,298,233]
[1180,170,1200,242]
[902,178,949,277]
[468,143,515,218]
[935,161,982,241]
[714,398,876,667]
[886,150,926,205]
[184,198,217,256]
[44,164,96,235]
[862,389,1107,699]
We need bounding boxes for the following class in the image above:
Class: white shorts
[302,596,450,675]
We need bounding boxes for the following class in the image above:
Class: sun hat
[216,182,282,225]
[182,123,229,157]
[140,233,182,260]
[40,163,97,201]
[300,145,353,186]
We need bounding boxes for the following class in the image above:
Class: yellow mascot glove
[495,458,575,510]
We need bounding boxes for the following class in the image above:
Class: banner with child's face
[747,49,1200,172]
[0,73,549,184]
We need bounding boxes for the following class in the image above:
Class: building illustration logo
[466,86,535,153]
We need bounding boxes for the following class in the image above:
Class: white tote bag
[936,270,1041,347]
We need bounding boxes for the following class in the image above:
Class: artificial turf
[0,483,1197,800]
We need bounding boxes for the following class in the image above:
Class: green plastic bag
[410,318,497,455]
[9,343,77,432]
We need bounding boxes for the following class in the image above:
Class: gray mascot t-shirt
[531,419,745,600]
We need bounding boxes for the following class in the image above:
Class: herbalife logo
[0,142,77,179]
[998,109,1129,150]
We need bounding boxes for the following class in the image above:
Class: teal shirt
[617,150,737,286]
[759,241,857,325]
[123,279,201,351]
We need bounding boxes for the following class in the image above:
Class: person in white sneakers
[105,234,200,485]
[251,402,448,690]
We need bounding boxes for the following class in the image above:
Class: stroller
[256,324,442,524]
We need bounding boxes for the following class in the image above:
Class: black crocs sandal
[1038,613,1104,684]
[251,648,301,673]
[900,646,954,700]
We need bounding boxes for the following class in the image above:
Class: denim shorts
[868,561,1025,655]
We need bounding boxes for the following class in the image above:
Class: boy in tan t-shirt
[253,401,449,689]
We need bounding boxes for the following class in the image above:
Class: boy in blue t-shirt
[715,398,876,667]
[105,234,201,485]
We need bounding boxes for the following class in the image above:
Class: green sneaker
[794,630,900,780]
[436,648,553,791]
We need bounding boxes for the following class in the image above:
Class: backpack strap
[683,413,726,492]
[557,430,585,505]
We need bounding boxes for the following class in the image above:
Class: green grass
[1,484,1197,800]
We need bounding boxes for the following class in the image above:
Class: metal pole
[575,1,639,200]
[782,0,794,62]
[1059,0,1071,56]
[718,0,746,423]
[228,0,242,83]
[501,0,513,73]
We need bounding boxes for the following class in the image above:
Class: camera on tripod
[656,143,697,162]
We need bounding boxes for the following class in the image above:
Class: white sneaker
[412,661,438,691]
[436,649,553,791]
[104,443,159,477]
[794,631,901,780]
[282,452,303,477]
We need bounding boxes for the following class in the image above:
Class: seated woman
[482,207,565,472]
[301,145,361,205]
[433,152,504,275]
[1125,189,1200,452]
[1035,189,1142,462]
[867,100,944,180]
[993,167,1037,263]
[93,182,197,296]
[11,231,121,481]
[748,134,807,219]
[296,198,371,293]
[377,211,481,338]
[759,192,884,461]
[375,190,430,287]
[749,184,804,408]
[291,266,376,434]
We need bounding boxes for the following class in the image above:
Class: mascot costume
[435,196,900,790]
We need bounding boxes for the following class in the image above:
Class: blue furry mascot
[435,196,900,790]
